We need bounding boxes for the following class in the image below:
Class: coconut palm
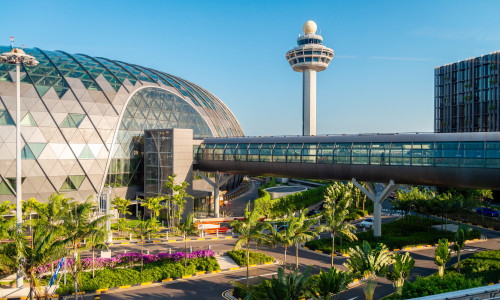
[59,197,109,296]
[230,202,265,286]
[131,217,157,272]
[290,209,323,269]
[386,252,415,296]
[141,196,163,220]
[452,226,467,273]
[0,200,15,239]
[313,267,353,300]
[344,241,392,300]
[323,183,358,267]
[178,212,198,269]
[85,226,109,278]
[434,238,451,279]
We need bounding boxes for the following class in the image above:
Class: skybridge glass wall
[197,141,500,168]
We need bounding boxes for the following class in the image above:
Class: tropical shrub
[400,273,482,298]
[227,250,273,266]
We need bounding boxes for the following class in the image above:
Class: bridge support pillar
[352,178,399,237]
[196,171,233,218]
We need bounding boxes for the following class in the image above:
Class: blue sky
[2,0,500,136]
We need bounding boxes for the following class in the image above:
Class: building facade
[435,51,500,132]
[0,46,243,203]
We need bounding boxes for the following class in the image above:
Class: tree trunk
[457,250,461,273]
[331,230,335,267]
[284,245,287,265]
[295,243,299,269]
[92,247,95,278]
[184,233,187,269]
[246,240,250,287]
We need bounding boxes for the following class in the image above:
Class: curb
[105,235,240,247]
[430,215,499,232]
[1,261,279,300]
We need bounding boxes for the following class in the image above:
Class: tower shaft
[303,69,316,136]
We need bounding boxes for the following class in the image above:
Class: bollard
[169,248,172,254]
[84,238,86,245]
[166,232,168,240]
[147,249,149,255]
[190,246,192,253]
[124,250,127,254]
[148,233,151,240]
[209,245,211,251]
[216,229,219,237]
[129,233,132,241]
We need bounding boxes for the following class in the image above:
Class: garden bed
[305,216,481,254]
[385,250,500,299]
[227,250,274,266]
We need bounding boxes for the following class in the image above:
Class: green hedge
[448,250,500,284]
[227,250,273,266]
[398,273,482,299]
[305,216,480,254]
[254,186,327,219]
[51,257,219,294]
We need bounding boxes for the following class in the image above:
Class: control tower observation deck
[286,20,334,136]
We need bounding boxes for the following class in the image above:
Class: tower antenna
[10,36,14,49]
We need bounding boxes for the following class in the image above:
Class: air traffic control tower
[286,20,334,136]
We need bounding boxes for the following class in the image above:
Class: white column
[303,69,317,136]
[15,62,23,288]
[214,171,220,218]
[373,202,382,237]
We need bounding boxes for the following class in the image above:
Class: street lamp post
[0,37,38,288]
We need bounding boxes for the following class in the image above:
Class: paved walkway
[215,256,239,270]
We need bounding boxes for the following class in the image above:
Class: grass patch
[227,250,274,266]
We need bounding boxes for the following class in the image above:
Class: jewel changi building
[0,46,243,204]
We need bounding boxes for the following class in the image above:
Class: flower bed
[37,250,215,274]
[227,250,273,266]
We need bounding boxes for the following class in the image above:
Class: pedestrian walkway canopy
[195,132,500,189]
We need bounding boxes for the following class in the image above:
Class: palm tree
[0,200,15,239]
[437,193,456,230]
[452,226,467,273]
[178,212,198,269]
[313,267,353,299]
[141,196,163,220]
[434,238,451,279]
[386,252,415,296]
[85,226,109,278]
[232,266,315,300]
[112,196,132,219]
[59,197,109,297]
[323,183,358,267]
[230,202,264,286]
[131,217,157,272]
[344,241,392,300]
[0,224,65,299]
[164,174,193,229]
[290,209,323,269]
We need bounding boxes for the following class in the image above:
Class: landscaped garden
[305,216,481,254]
[385,249,500,299]
[227,250,274,266]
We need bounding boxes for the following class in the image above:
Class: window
[351,143,370,165]
[334,143,351,164]
[60,175,86,192]
[302,144,317,163]
[459,142,484,167]
[213,144,226,161]
[370,143,390,165]
[235,144,249,161]
[390,143,412,166]
[60,113,86,128]
[247,144,261,162]
[259,144,274,162]
[411,143,433,166]
[287,144,303,163]
[223,144,236,161]
[486,142,500,168]
[272,144,288,163]
[21,112,37,126]
[202,144,216,160]
[434,142,458,167]
[317,143,334,163]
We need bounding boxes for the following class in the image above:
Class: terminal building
[0,46,243,210]
[435,51,500,132]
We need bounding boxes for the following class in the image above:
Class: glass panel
[223,144,236,161]
[272,144,288,163]
[213,144,226,161]
[60,177,76,192]
[435,142,458,167]
[28,143,47,159]
[203,144,216,160]
[287,144,303,163]
[21,144,36,160]
[247,144,262,162]
[459,142,484,167]
[334,143,352,164]
[352,143,369,165]
[412,143,434,166]
[390,143,412,166]
[21,112,37,126]
[0,180,13,195]
[69,175,86,189]
[301,144,317,163]
[317,143,334,164]
[0,109,15,125]
[259,144,274,162]
[79,145,95,159]
[486,142,500,168]
[370,143,390,165]
[235,144,249,161]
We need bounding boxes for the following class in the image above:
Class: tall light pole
[0,37,38,288]
[286,21,334,136]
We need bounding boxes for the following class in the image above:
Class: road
[92,216,500,300]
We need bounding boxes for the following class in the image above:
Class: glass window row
[197,141,500,168]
